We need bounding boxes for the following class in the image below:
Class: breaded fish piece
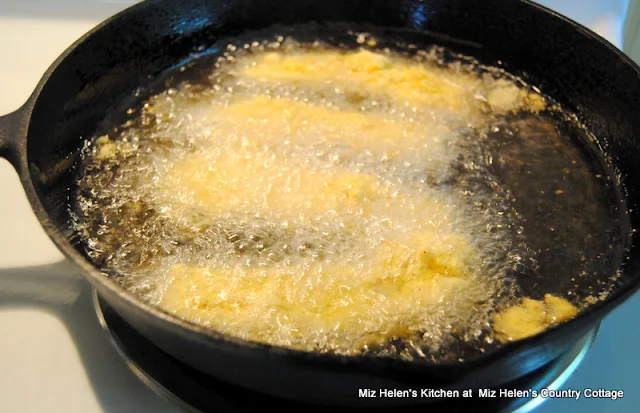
[160,231,473,353]
[158,150,380,219]
[242,49,546,114]
[242,49,478,111]
[493,294,578,342]
[197,96,450,161]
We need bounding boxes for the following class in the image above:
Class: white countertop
[0,1,637,412]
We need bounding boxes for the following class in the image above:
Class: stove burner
[93,291,597,413]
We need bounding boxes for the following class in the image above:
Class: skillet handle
[0,107,28,171]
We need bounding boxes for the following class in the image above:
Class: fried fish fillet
[493,294,578,342]
[160,231,474,353]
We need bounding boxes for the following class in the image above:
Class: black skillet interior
[15,0,640,404]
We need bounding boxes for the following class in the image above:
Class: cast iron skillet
[1,0,639,407]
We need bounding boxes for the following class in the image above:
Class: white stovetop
[0,1,637,412]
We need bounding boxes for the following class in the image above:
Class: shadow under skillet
[0,260,177,413]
